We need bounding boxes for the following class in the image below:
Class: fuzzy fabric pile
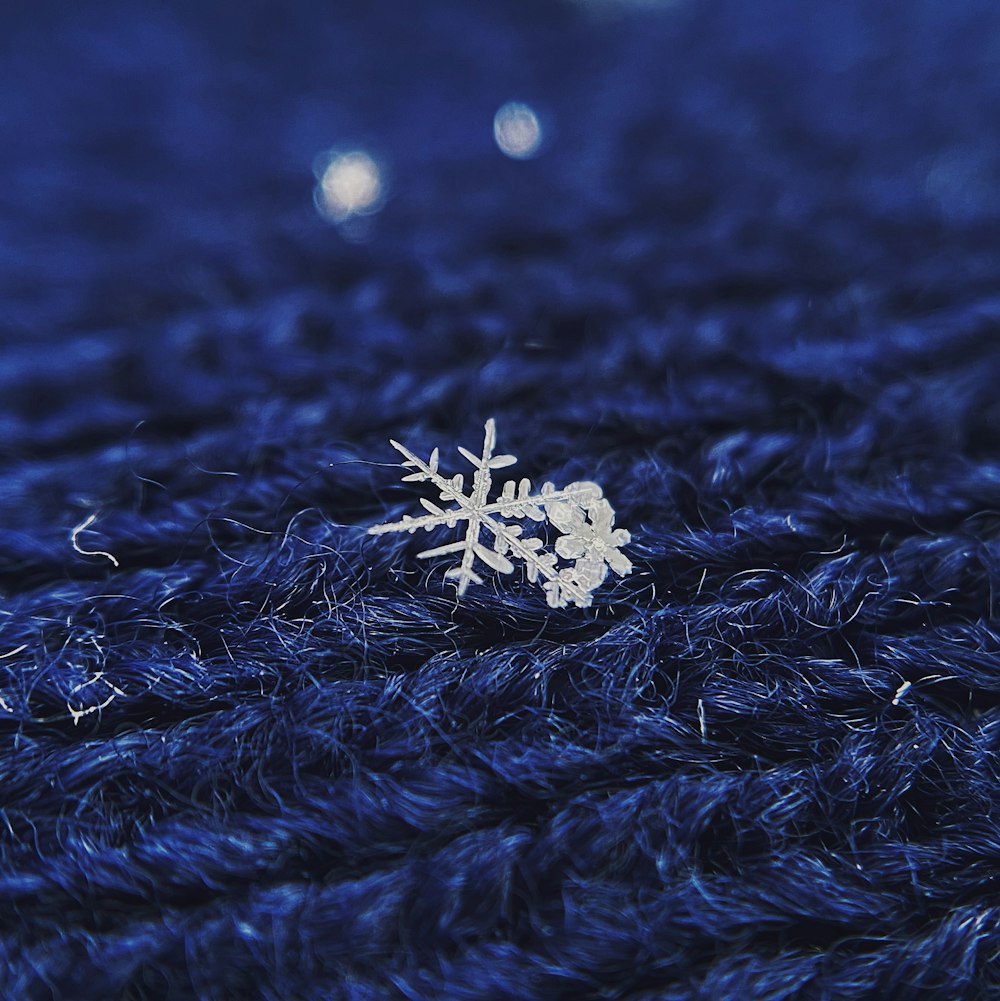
[3,1,1000,998]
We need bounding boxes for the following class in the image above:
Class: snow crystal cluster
[369,420,632,608]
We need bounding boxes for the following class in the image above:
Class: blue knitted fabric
[3,1,1000,998]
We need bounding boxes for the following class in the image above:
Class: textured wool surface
[4,1,1000,998]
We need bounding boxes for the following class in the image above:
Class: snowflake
[368,419,632,608]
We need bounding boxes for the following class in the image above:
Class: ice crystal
[368,419,632,608]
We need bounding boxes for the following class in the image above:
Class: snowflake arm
[368,419,632,608]
[449,415,500,595]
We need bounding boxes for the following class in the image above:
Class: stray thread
[67,671,126,726]
[71,514,120,567]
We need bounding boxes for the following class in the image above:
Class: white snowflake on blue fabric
[368,419,632,608]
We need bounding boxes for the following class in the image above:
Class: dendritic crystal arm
[368,419,631,608]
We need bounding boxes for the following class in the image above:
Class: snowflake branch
[367,482,600,536]
[479,514,592,606]
[450,418,498,594]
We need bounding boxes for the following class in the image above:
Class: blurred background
[2,0,999,580]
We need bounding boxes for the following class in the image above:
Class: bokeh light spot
[493,102,543,160]
[315,150,384,222]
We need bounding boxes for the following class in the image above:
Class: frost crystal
[368,419,632,608]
